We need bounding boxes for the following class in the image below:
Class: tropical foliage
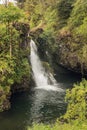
[28,79,87,130]
[0,3,30,111]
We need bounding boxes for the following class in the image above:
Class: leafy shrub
[28,79,87,130]
[64,79,87,121]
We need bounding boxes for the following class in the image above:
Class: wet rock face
[11,76,35,93]
[13,22,30,35]
[34,28,87,75]
[0,90,11,112]
[56,33,87,75]
[30,28,43,40]
[13,22,30,50]
[11,77,30,93]
[0,22,32,112]
[2,99,10,111]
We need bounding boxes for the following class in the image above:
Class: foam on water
[30,40,62,91]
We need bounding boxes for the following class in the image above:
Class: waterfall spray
[30,40,61,91]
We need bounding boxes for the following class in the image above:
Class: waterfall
[30,40,61,91]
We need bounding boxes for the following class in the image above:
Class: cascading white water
[30,40,61,91]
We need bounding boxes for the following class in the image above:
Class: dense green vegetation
[17,1,87,129]
[1,0,87,129]
[28,79,87,130]
[21,0,87,75]
[0,3,30,111]
[28,121,87,130]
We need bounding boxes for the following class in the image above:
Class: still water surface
[0,66,81,130]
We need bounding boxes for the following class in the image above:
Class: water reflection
[29,88,65,123]
[0,65,81,130]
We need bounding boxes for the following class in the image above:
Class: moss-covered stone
[0,88,11,112]
[56,31,87,75]
[30,28,43,40]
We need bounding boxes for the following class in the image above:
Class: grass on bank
[28,120,87,130]
[28,79,87,130]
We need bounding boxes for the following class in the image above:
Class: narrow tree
[0,4,24,58]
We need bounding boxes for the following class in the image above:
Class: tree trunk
[10,26,12,59]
